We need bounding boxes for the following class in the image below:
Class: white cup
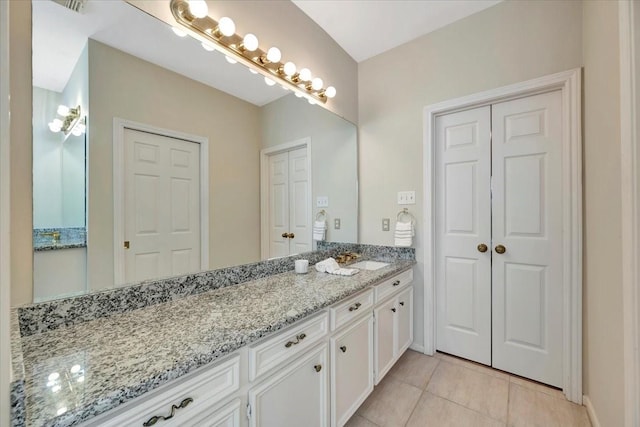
[295,259,309,274]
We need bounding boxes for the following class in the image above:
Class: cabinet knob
[392,280,400,286]
[348,302,362,312]
[314,364,322,372]
[391,307,397,313]
[399,301,405,306]
[340,345,347,353]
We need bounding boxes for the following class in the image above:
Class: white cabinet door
[396,287,413,355]
[374,297,396,384]
[491,91,564,387]
[435,106,492,366]
[331,314,374,427]
[268,151,290,259]
[288,147,311,255]
[249,344,329,427]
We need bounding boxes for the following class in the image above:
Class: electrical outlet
[316,196,329,207]
[334,218,341,229]
[382,218,390,231]
[397,191,416,205]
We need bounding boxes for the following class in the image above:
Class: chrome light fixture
[170,0,337,104]
[48,104,86,138]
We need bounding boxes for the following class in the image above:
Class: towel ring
[397,208,415,224]
[316,210,327,220]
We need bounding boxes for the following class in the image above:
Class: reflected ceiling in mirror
[30,0,358,303]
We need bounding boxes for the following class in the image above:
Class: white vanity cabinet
[248,343,329,427]
[330,313,374,427]
[373,270,414,384]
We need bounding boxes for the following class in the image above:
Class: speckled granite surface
[18,244,415,337]
[33,228,87,252]
[14,260,414,426]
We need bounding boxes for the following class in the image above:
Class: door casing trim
[113,118,210,286]
[422,68,582,403]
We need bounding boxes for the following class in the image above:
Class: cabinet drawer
[249,312,329,382]
[329,288,373,331]
[185,398,241,427]
[374,268,413,303]
[86,355,240,427]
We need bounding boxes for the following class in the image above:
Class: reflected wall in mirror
[31,0,358,303]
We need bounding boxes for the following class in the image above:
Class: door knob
[289,233,295,239]
[495,244,506,254]
[340,346,347,353]
[314,364,322,372]
[477,243,488,253]
[124,241,130,249]
[282,233,288,238]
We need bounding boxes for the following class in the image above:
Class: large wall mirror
[31,0,358,303]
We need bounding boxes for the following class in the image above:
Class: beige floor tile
[435,352,510,380]
[426,361,509,423]
[387,350,440,390]
[508,383,591,427]
[357,376,422,427]
[509,375,566,400]
[345,414,379,427]
[406,392,505,427]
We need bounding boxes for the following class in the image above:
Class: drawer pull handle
[348,302,362,312]
[285,332,307,348]
[399,301,405,306]
[143,397,193,426]
[392,280,401,287]
[391,307,397,313]
[340,345,347,353]
[314,364,322,372]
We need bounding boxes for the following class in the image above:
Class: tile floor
[346,350,591,427]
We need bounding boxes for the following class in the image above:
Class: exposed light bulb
[187,0,208,18]
[225,56,237,64]
[242,33,259,51]
[201,42,215,52]
[57,105,70,116]
[325,86,337,98]
[266,47,281,63]
[48,122,61,133]
[249,68,258,75]
[76,123,86,133]
[283,61,296,76]
[264,77,276,86]
[218,17,235,37]
[298,68,311,81]
[311,77,323,91]
[171,27,187,37]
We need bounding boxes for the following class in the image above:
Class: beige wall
[260,94,358,245]
[582,1,624,425]
[358,0,583,354]
[10,1,32,306]
[127,0,358,124]
[88,40,261,291]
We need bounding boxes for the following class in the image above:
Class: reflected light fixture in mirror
[170,0,337,105]
[48,104,86,139]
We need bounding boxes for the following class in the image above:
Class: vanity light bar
[169,0,336,104]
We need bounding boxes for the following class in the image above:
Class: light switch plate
[316,196,329,207]
[334,218,341,229]
[382,218,390,231]
[397,191,416,205]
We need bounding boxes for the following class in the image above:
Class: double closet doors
[435,91,564,387]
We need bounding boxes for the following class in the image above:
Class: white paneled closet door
[435,106,492,365]
[434,90,564,387]
[491,91,564,387]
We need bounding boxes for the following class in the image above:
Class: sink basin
[349,261,390,271]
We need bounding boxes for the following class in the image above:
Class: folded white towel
[394,220,415,247]
[314,258,360,276]
[313,220,327,241]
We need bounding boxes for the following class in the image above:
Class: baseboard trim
[409,343,425,353]
[583,395,601,427]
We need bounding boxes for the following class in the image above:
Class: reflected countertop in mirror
[30,0,358,303]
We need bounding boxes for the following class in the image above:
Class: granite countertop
[33,228,87,252]
[16,258,415,426]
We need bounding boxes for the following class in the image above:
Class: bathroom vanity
[11,245,415,427]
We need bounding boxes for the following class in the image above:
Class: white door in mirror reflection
[124,129,201,283]
[268,147,311,258]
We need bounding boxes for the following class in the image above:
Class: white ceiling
[292,0,502,62]
[33,0,503,103]
[32,0,288,106]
